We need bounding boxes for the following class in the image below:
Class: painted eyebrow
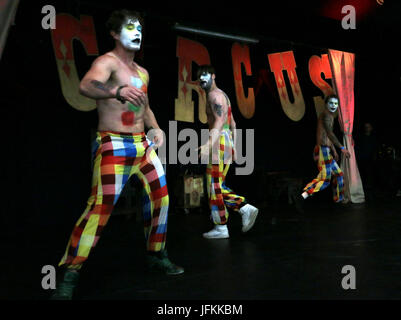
[126,19,140,25]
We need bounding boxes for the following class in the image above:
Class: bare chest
[110,62,148,94]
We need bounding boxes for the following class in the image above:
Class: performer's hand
[196,143,210,163]
[152,129,164,148]
[341,148,351,159]
[197,143,209,157]
[119,85,147,106]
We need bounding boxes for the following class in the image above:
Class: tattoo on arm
[90,80,111,93]
[213,103,223,117]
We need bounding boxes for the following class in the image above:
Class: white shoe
[301,191,309,199]
[239,204,259,232]
[202,225,229,239]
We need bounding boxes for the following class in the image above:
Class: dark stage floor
[1,195,401,301]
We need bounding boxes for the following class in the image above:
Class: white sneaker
[202,225,229,239]
[239,204,259,232]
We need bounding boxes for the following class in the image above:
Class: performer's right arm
[79,55,118,99]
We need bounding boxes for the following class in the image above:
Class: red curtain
[328,49,365,203]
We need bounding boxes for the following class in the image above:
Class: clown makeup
[119,18,142,51]
[326,97,339,113]
[199,72,213,91]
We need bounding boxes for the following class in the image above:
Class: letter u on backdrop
[268,51,305,121]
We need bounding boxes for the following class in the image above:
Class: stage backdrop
[0,1,366,230]
[49,10,364,200]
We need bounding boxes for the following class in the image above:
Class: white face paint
[199,72,212,90]
[119,18,142,51]
[327,97,339,113]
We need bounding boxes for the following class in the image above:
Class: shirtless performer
[197,65,259,239]
[51,9,183,300]
[302,94,351,203]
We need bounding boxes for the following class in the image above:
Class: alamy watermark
[341,265,356,290]
[148,121,255,175]
[41,5,56,29]
[41,265,56,289]
[341,5,356,30]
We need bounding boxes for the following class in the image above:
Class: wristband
[116,85,127,103]
[341,146,345,150]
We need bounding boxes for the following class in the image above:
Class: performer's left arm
[144,104,164,148]
[142,74,163,148]
[230,112,237,161]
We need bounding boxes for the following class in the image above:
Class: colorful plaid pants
[206,130,246,225]
[303,145,344,202]
[59,131,169,269]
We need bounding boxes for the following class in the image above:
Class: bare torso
[97,52,148,133]
[316,111,334,146]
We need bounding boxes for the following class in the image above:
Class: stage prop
[184,175,204,208]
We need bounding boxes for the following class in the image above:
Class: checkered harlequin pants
[59,131,169,269]
[206,130,246,225]
[303,145,344,202]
